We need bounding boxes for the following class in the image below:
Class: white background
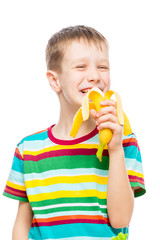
[0,0,159,239]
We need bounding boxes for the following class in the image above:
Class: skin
[12,202,33,239]
[47,39,111,139]
[13,39,134,238]
[90,101,134,228]
[47,39,134,228]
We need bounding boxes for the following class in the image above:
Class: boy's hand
[90,99,123,152]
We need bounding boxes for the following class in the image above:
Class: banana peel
[70,102,96,138]
[111,232,128,240]
[70,87,132,161]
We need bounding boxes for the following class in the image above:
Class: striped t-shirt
[3,125,146,240]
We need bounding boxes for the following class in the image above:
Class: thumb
[90,109,98,121]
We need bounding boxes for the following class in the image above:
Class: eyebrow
[70,58,88,65]
[71,57,109,65]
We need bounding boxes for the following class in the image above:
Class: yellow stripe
[23,143,108,156]
[25,171,143,189]
[28,189,107,202]
[7,180,26,191]
[25,175,108,188]
[127,170,144,178]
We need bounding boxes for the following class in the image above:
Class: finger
[97,121,122,132]
[100,99,117,107]
[90,109,98,120]
[96,114,118,125]
[97,121,115,131]
[97,106,117,118]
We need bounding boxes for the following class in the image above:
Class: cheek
[107,76,111,89]
[74,71,86,81]
[101,72,110,86]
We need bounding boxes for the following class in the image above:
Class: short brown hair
[45,25,108,72]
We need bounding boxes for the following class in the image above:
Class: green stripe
[135,189,146,197]
[34,205,106,215]
[24,155,109,173]
[30,197,107,207]
[101,208,107,214]
[130,182,146,197]
[3,192,29,202]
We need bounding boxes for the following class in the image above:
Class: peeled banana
[70,87,132,161]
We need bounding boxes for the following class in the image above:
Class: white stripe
[32,202,107,211]
[34,211,107,219]
[8,179,25,187]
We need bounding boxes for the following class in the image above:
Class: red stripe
[128,175,144,185]
[4,185,27,198]
[48,125,99,145]
[31,219,110,227]
[122,136,140,150]
[4,189,27,198]
[123,141,139,149]
[14,149,23,160]
[23,148,109,161]
[123,137,137,144]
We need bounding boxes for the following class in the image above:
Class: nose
[87,66,100,83]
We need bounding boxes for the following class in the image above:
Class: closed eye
[98,65,109,69]
[76,65,86,68]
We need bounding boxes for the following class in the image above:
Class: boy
[3,25,146,240]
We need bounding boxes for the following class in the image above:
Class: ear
[46,70,61,93]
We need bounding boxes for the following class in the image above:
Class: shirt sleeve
[123,133,146,198]
[3,142,29,202]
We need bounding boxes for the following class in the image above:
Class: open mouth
[81,89,90,94]
[81,87,103,94]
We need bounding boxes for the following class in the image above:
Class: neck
[53,100,96,140]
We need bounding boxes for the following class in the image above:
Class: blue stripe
[125,158,143,172]
[21,130,48,142]
[9,169,25,184]
[123,133,135,140]
[29,223,127,239]
[11,156,23,173]
[85,134,99,144]
[124,145,142,162]
[24,168,108,180]
[29,238,115,240]
[23,138,54,151]
[27,182,107,195]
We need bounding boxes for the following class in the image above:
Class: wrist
[108,145,124,157]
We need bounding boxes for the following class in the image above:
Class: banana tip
[96,154,102,162]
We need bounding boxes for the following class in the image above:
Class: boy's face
[56,39,110,109]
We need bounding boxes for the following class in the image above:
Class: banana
[111,232,128,240]
[70,87,132,161]
[70,102,96,138]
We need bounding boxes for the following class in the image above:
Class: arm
[12,201,33,240]
[90,100,134,228]
[107,147,134,228]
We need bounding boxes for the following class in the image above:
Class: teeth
[82,89,88,93]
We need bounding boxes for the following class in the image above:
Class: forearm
[12,201,33,240]
[12,219,30,240]
[107,146,134,228]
